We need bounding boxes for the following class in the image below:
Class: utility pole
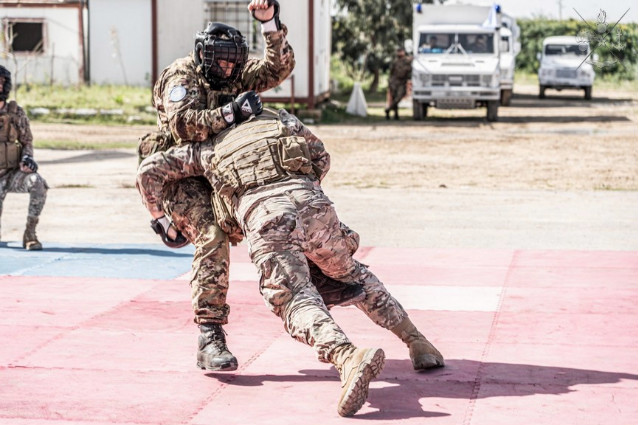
[557,0,563,20]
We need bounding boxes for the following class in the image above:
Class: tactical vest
[0,101,22,171]
[209,116,315,201]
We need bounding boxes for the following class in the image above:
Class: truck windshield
[418,33,494,54]
[545,44,589,56]
[418,33,453,53]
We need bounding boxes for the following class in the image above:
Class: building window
[203,1,263,55]
[4,20,45,54]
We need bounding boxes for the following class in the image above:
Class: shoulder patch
[169,86,187,102]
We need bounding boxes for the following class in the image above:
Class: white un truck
[411,3,503,121]
[537,36,595,100]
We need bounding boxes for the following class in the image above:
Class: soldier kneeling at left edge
[0,65,48,250]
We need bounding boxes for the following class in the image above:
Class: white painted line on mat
[388,285,502,312]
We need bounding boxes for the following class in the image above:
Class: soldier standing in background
[138,0,364,373]
[0,65,48,250]
[385,47,412,120]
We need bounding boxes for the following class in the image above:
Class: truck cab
[411,4,502,121]
[537,36,595,100]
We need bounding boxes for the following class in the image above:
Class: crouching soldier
[0,65,47,250]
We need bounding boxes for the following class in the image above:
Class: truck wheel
[413,100,426,120]
[486,100,499,122]
[539,85,546,99]
[500,89,513,106]
[584,86,592,100]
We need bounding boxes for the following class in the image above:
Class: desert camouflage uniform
[0,101,48,239]
[138,111,409,363]
[388,55,412,112]
[137,25,294,325]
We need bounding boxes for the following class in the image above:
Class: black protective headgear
[0,65,12,102]
[194,22,248,89]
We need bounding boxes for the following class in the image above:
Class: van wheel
[486,100,499,122]
[539,85,546,99]
[584,86,592,100]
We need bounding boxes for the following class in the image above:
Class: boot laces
[203,325,229,352]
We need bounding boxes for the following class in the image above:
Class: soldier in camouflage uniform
[138,0,364,373]
[137,108,444,417]
[385,47,412,120]
[0,65,47,250]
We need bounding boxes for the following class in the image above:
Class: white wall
[89,0,152,86]
[314,0,331,98]
[0,7,83,86]
[261,0,309,99]
[156,0,204,72]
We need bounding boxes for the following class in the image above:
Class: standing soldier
[138,0,364,373]
[0,65,47,250]
[385,47,412,120]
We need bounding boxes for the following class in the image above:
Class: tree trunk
[369,67,380,93]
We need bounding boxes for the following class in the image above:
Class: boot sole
[197,356,238,372]
[197,360,238,372]
[337,348,385,417]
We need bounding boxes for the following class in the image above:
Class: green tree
[332,0,426,92]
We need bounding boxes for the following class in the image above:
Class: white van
[537,36,595,100]
[411,4,502,121]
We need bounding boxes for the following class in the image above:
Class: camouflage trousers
[161,176,231,325]
[0,170,48,233]
[242,183,408,363]
[388,79,408,111]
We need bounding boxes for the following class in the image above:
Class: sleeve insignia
[169,86,187,102]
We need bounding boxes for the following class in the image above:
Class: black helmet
[0,65,11,101]
[194,22,248,89]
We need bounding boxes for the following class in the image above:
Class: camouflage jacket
[152,24,295,147]
[389,55,412,84]
[137,110,330,219]
[0,101,33,178]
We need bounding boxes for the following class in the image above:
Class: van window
[545,44,589,56]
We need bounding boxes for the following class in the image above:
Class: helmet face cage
[0,65,11,101]
[195,23,248,88]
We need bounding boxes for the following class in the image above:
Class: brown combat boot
[197,323,238,371]
[331,343,385,417]
[391,317,444,370]
[23,216,43,251]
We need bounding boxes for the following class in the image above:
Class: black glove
[251,0,281,30]
[221,91,263,125]
[150,216,189,249]
[21,155,38,173]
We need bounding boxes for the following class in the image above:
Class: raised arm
[241,0,296,93]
